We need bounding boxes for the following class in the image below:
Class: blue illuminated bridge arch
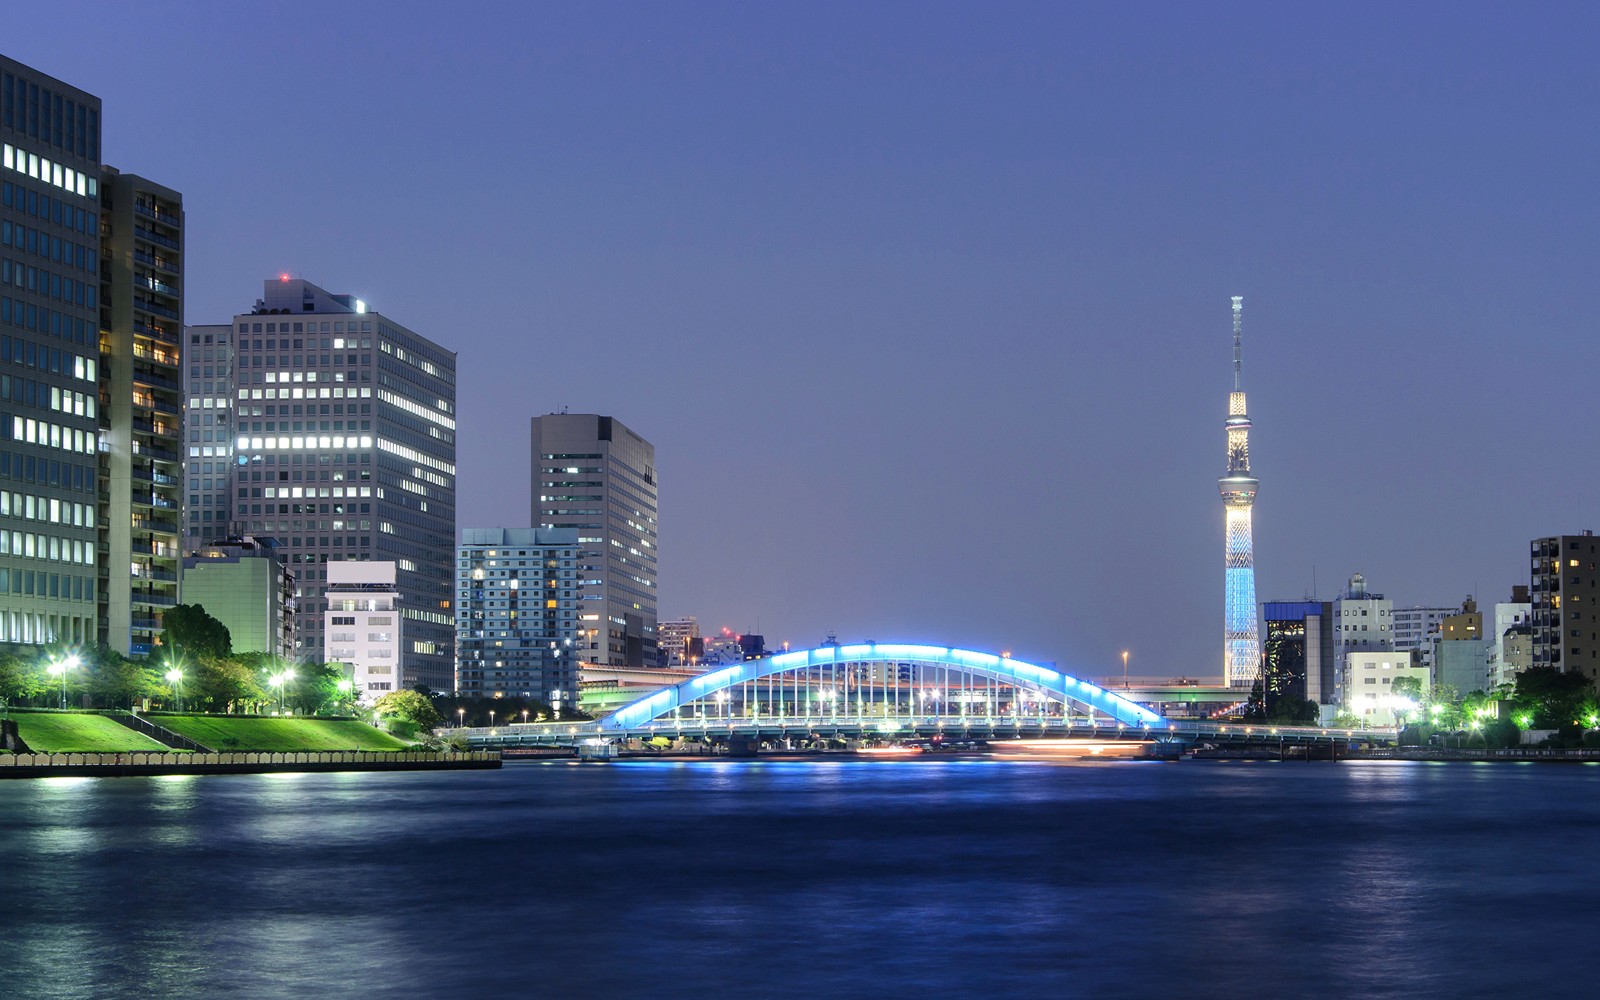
[598,643,1167,731]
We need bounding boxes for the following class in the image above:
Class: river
[1,757,1593,998]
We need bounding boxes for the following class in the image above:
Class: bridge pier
[727,738,761,758]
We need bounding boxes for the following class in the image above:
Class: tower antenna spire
[1232,295,1244,391]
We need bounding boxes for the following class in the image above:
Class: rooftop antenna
[1232,295,1244,391]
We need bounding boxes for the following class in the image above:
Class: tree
[373,689,443,731]
[1513,666,1591,731]
[86,646,162,709]
[1241,679,1265,720]
[1391,676,1425,728]
[190,655,264,714]
[162,604,232,660]
[285,660,348,716]
[0,649,45,704]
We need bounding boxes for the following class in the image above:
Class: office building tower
[0,57,105,648]
[181,536,294,658]
[182,322,233,553]
[1531,532,1600,684]
[1262,600,1324,710]
[1218,297,1260,688]
[99,167,184,656]
[213,278,456,690]
[324,561,400,702]
[456,527,578,702]
[531,413,657,668]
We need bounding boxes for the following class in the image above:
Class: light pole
[49,654,79,710]
[521,708,529,725]
[165,666,184,713]
[1122,650,1130,689]
[457,707,466,729]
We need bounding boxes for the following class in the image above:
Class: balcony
[132,368,180,392]
[132,592,178,608]
[132,319,180,347]
[133,201,181,227]
[133,226,179,251]
[133,298,180,321]
[133,248,180,275]
[132,343,180,369]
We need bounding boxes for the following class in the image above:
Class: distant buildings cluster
[0,54,663,711]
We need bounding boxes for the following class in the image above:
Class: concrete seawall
[0,750,501,778]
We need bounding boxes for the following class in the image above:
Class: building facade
[1328,573,1393,704]
[455,527,578,703]
[657,616,700,666]
[99,168,184,656]
[182,322,233,553]
[1531,532,1600,684]
[180,536,293,658]
[1391,605,1453,671]
[1263,600,1323,709]
[324,560,401,703]
[1341,651,1427,727]
[200,278,456,690]
[0,57,105,649]
[1218,297,1260,689]
[531,413,657,668]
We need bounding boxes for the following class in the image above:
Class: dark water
[0,757,1594,999]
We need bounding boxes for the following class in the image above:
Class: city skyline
[13,5,1600,676]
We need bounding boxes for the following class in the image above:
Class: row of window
[0,528,93,564]
[0,297,95,348]
[8,415,94,454]
[0,450,92,493]
[1,219,96,275]
[0,491,90,527]
[236,324,372,338]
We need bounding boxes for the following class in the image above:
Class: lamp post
[48,654,79,710]
[457,707,466,729]
[165,666,184,714]
[521,708,529,725]
[1122,650,1130,689]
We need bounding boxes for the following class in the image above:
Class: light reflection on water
[0,758,1596,999]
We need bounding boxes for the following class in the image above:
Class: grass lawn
[13,713,172,753]
[156,715,413,752]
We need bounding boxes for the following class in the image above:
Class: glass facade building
[193,278,456,691]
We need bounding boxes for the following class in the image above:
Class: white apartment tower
[324,560,401,703]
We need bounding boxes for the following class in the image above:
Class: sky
[18,2,1600,680]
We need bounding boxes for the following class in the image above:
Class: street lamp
[165,666,184,713]
[457,707,466,729]
[1122,650,1130,689]
[48,654,79,710]
[521,708,529,725]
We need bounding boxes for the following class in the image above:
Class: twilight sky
[22,2,1600,679]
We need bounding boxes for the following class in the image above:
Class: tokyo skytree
[1218,296,1260,688]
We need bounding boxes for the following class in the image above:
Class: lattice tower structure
[1218,296,1261,688]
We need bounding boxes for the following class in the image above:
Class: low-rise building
[324,561,401,703]
[1341,651,1428,726]
[180,536,294,657]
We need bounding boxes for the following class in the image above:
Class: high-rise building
[180,536,294,658]
[456,527,579,702]
[99,167,184,656]
[1531,532,1600,684]
[1218,296,1260,688]
[181,323,233,553]
[1,58,107,649]
[531,413,657,668]
[207,278,456,690]
[1434,596,1489,694]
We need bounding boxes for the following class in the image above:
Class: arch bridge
[454,643,1393,751]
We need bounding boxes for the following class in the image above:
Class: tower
[531,414,658,668]
[1219,296,1260,688]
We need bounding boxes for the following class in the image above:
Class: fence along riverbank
[0,749,501,778]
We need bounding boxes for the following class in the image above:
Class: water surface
[1,758,1592,998]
